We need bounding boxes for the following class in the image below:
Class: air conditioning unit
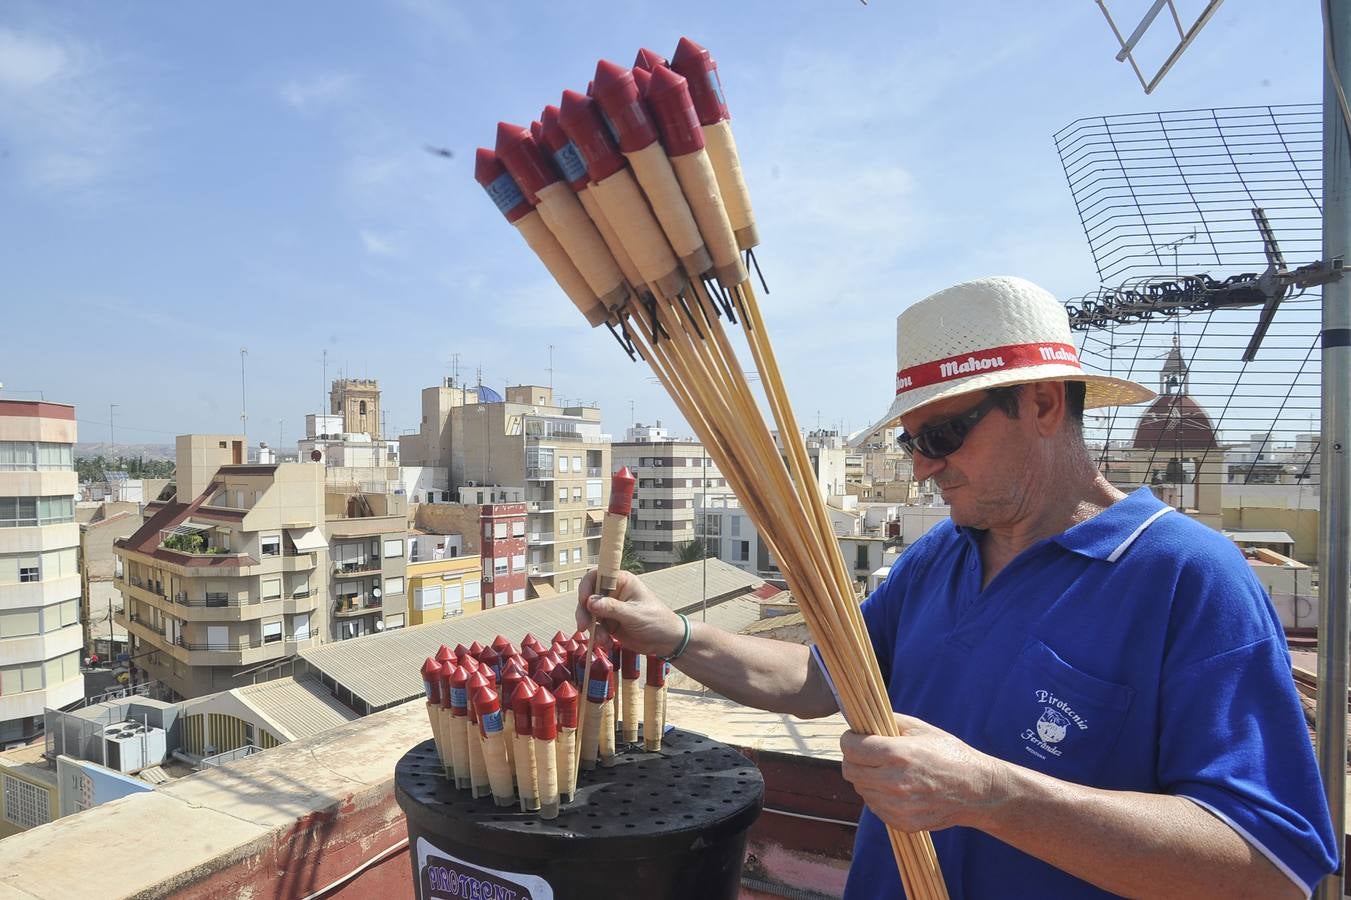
[101,721,167,773]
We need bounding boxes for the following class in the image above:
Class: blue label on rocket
[450,687,468,708]
[587,678,608,702]
[708,72,726,111]
[482,710,504,734]
[485,172,525,213]
[552,142,588,183]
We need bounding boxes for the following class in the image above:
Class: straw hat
[878,276,1154,427]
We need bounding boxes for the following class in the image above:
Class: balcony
[525,501,554,513]
[526,562,556,576]
[334,596,383,617]
[587,466,602,477]
[333,560,380,578]
[585,524,602,537]
[524,466,555,480]
[527,531,555,544]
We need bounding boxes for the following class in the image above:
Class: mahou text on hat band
[895,342,1080,396]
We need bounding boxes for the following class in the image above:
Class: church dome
[1131,394,1219,452]
[475,385,504,404]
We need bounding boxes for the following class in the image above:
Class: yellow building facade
[406,554,483,626]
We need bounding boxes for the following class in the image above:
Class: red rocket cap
[646,655,667,687]
[438,663,456,709]
[501,660,525,707]
[552,630,569,646]
[531,685,558,741]
[634,47,670,71]
[646,66,704,157]
[621,646,640,678]
[529,120,544,150]
[469,640,485,657]
[522,632,549,655]
[572,630,587,644]
[511,679,537,735]
[473,149,532,224]
[478,644,501,678]
[435,644,454,663]
[671,37,729,126]
[558,90,625,183]
[454,643,471,662]
[549,657,572,692]
[494,121,559,205]
[421,658,443,704]
[591,60,658,154]
[632,65,652,99]
[521,644,541,668]
[608,467,637,516]
[586,654,614,704]
[538,105,590,193]
[473,686,501,738]
[491,634,513,655]
[465,670,489,722]
[555,680,580,728]
[449,664,470,714]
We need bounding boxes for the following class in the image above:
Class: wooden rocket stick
[554,681,579,803]
[473,685,516,808]
[532,686,560,819]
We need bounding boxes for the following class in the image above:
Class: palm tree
[620,533,645,574]
[676,539,706,565]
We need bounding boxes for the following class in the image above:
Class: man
[578,277,1337,898]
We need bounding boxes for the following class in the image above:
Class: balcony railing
[527,563,556,576]
[587,467,602,477]
[527,532,555,543]
[177,636,272,651]
[585,524,602,537]
[525,501,554,513]
[201,745,262,768]
[333,560,380,578]
[524,466,555,480]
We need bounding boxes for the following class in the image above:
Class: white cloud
[359,228,400,257]
[279,71,356,111]
[0,29,68,88]
[0,27,143,192]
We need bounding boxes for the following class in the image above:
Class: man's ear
[1028,381,1067,437]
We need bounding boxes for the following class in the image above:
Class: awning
[586,511,604,525]
[528,577,558,599]
[164,522,211,538]
[288,527,327,552]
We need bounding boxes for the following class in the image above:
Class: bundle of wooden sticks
[476,38,947,899]
[420,631,669,819]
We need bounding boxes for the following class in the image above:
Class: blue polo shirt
[839,487,1337,898]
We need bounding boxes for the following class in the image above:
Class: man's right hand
[574,569,685,658]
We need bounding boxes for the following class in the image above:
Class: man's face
[899,389,1034,529]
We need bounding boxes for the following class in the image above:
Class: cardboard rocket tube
[533,181,631,311]
[555,680,579,802]
[588,169,687,300]
[621,647,641,745]
[599,692,617,767]
[645,654,667,752]
[474,686,516,808]
[421,658,445,767]
[625,142,712,279]
[580,652,610,770]
[464,671,491,798]
[511,681,540,813]
[577,187,645,293]
[702,121,759,251]
[448,665,472,790]
[531,686,560,819]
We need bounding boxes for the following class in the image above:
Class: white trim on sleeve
[809,643,849,724]
[1106,506,1172,563]
[1179,794,1313,899]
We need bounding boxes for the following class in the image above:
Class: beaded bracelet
[664,613,692,661]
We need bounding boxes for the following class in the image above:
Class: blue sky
[0,1,1326,450]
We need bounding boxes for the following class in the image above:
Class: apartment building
[612,424,727,569]
[402,384,610,597]
[0,401,83,746]
[325,488,408,640]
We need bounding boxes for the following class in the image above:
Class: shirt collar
[953,487,1170,562]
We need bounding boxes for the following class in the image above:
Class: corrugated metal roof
[300,559,766,710]
[232,676,359,741]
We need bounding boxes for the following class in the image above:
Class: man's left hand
[840,713,1005,833]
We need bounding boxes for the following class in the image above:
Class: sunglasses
[897,394,1002,460]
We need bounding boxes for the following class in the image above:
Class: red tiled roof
[115,479,260,567]
[0,400,75,420]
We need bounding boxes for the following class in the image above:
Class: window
[260,535,280,557]
[559,518,569,535]
[2,774,51,829]
[572,456,581,472]
[573,517,582,532]
[0,442,71,471]
[511,521,525,537]
[383,539,404,558]
[558,550,567,566]
[463,581,481,602]
[512,588,525,604]
[558,456,569,473]
[416,586,443,610]
[483,522,492,539]
[482,558,493,580]
[385,614,405,630]
[511,554,524,573]
[0,609,40,638]
[494,557,508,575]
[0,662,43,694]
[493,523,508,540]
[560,580,569,593]
[57,599,78,627]
[737,540,750,562]
[43,651,79,688]
[18,558,39,582]
[856,545,870,570]
[263,621,283,644]
[586,480,601,503]
[0,496,73,528]
[206,625,229,648]
[261,578,281,601]
[385,577,404,596]
[572,487,582,501]
[558,487,568,503]
[495,591,508,608]
[443,583,463,617]
[572,548,582,564]
[292,612,312,641]
[359,400,367,415]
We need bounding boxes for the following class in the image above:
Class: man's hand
[840,713,1004,833]
[574,569,685,658]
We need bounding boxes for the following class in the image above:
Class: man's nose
[911,451,945,482]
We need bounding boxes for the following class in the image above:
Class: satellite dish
[372,588,382,598]
[310,449,323,462]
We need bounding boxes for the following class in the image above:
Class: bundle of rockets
[474,36,949,897]
[419,629,668,819]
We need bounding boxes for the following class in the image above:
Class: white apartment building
[0,401,83,746]
[613,425,728,569]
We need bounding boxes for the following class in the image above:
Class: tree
[163,532,205,554]
[676,539,706,565]
[620,532,645,574]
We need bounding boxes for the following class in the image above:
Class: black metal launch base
[395,727,764,900]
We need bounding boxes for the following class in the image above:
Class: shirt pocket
[981,639,1135,785]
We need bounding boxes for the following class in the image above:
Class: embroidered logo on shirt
[1020,690,1088,760]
